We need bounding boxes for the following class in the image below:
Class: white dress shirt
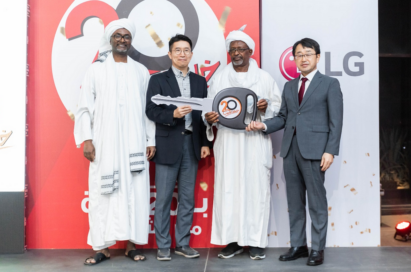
[298,69,317,97]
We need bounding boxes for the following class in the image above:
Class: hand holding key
[173,105,192,118]
[205,111,219,124]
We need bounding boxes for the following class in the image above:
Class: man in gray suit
[246,38,343,266]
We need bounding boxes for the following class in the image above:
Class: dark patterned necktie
[299,77,308,105]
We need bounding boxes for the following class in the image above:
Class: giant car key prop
[151,87,258,130]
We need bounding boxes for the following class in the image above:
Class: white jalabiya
[205,58,282,247]
[74,55,155,249]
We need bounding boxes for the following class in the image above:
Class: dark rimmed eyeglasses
[112,33,132,42]
[228,47,250,54]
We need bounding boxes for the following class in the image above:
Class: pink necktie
[299,77,308,105]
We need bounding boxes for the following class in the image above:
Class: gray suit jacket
[264,72,343,160]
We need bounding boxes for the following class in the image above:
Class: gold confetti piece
[150,11,153,15]
[355,221,359,225]
[328,207,332,211]
[286,241,290,245]
[273,155,276,159]
[373,173,375,176]
[360,231,364,234]
[267,234,270,237]
[331,222,334,227]
[199,181,208,191]
[199,64,206,76]
[350,188,358,195]
[365,228,371,233]
[177,22,183,29]
[67,110,75,121]
[276,184,279,190]
[350,225,353,229]
[145,24,164,48]
[337,246,340,247]
[328,212,331,216]
[366,153,370,156]
[377,244,380,247]
[60,26,66,37]
[343,161,347,164]
[99,19,103,25]
[370,181,373,187]
[168,37,171,41]
[348,210,353,214]
[275,231,277,236]
[218,6,231,32]
[344,184,349,188]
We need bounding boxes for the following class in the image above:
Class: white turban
[98,18,136,54]
[225,26,255,56]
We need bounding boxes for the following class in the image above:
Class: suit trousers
[283,136,327,251]
[154,134,198,249]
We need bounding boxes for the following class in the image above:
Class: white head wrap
[225,25,255,56]
[98,18,136,55]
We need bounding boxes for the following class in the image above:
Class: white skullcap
[99,18,136,53]
[225,25,255,56]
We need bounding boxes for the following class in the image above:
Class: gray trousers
[154,135,198,249]
[283,136,328,251]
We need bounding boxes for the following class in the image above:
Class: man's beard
[114,45,128,54]
[232,59,244,66]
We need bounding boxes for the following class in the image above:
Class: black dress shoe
[307,250,324,266]
[279,246,309,261]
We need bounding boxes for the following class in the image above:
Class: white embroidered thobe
[74,62,155,250]
[205,59,282,247]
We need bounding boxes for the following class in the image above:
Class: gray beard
[232,59,243,66]
[116,48,127,53]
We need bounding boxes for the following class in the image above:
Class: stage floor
[1,247,411,272]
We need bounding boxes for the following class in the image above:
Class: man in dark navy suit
[146,34,212,261]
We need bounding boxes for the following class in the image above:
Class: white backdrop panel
[262,0,380,247]
[0,1,27,192]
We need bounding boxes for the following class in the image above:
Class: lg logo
[279,46,364,81]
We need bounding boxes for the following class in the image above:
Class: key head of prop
[212,87,258,130]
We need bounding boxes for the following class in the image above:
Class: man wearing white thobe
[204,27,282,260]
[74,19,155,265]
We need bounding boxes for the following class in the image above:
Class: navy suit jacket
[146,68,212,165]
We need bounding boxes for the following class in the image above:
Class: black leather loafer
[307,250,324,266]
[279,246,309,261]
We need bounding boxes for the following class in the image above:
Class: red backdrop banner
[27,0,260,249]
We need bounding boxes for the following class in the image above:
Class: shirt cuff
[263,123,267,132]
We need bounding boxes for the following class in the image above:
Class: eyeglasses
[173,48,192,55]
[112,34,132,42]
[229,48,250,54]
[294,53,317,60]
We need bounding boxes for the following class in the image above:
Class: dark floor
[1,247,411,272]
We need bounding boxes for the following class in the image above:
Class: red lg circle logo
[279,46,300,81]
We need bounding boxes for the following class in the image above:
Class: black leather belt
[182,130,192,135]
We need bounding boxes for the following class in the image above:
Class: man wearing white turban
[204,27,282,260]
[74,18,156,265]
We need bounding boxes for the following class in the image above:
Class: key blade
[151,95,213,112]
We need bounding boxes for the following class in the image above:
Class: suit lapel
[299,71,323,109]
[166,68,181,97]
[292,78,299,108]
[189,72,197,98]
